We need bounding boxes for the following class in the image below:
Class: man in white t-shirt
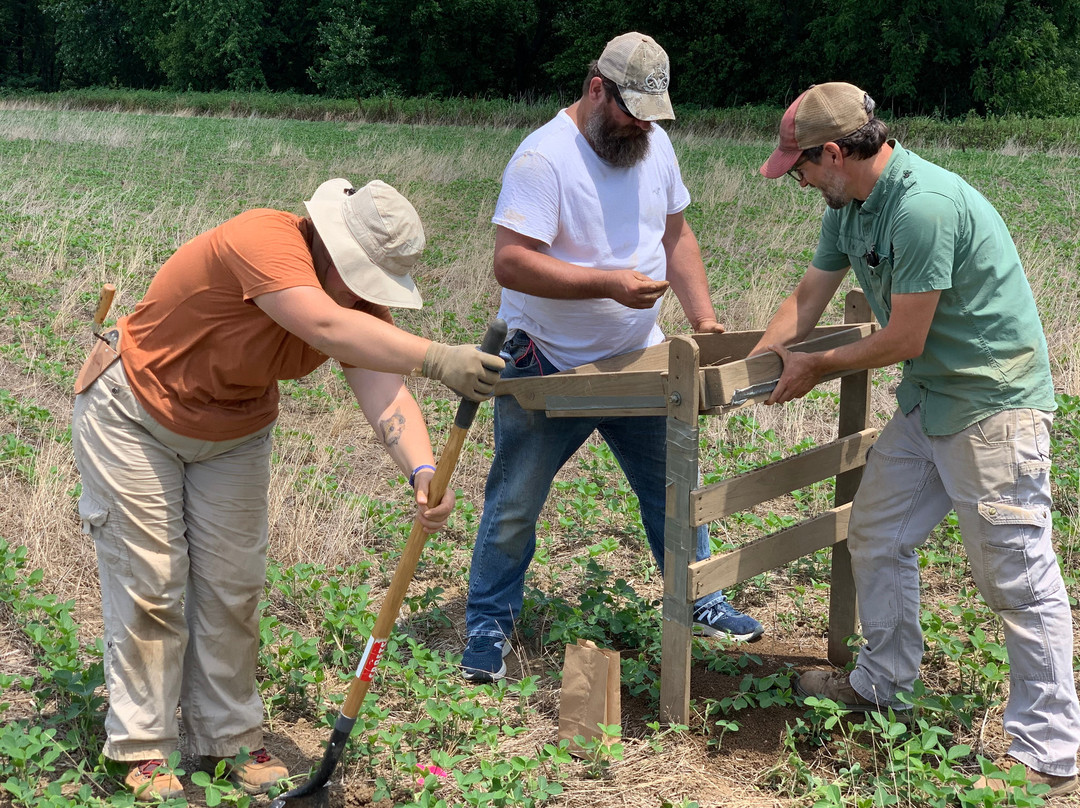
[462,32,764,683]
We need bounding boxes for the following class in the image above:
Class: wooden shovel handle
[340,319,507,719]
[93,284,116,330]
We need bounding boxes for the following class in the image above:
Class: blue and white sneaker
[693,600,764,642]
[461,636,512,683]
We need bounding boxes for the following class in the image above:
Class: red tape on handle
[355,636,387,682]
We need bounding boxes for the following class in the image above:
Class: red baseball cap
[760,82,870,178]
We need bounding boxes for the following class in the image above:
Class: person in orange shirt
[71,178,503,800]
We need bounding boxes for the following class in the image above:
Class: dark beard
[584,105,651,167]
[824,191,849,210]
[819,173,852,210]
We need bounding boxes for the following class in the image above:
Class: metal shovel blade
[266,720,351,808]
[268,786,330,808]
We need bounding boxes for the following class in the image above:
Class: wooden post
[659,336,700,725]
[827,290,872,665]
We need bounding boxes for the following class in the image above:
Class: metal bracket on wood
[729,380,778,406]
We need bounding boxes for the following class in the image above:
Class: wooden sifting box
[493,324,874,417]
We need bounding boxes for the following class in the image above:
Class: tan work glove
[422,342,505,401]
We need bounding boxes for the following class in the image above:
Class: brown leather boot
[202,747,289,794]
[796,668,911,720]
[973,756,1078,798]
[124,759,185,801]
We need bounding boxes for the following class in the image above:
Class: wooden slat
[691,428,878,525]
[706,324,874,406]
[558,342,670,374]
[828,289,873,666]
[660,337,699,726]
[493,370,666,414]
[688,504,852,599]
[692,324,864,367]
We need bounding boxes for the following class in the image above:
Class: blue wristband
[409,465,436,488]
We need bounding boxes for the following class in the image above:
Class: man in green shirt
[754,82,1078,797]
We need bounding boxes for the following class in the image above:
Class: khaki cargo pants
[847,405,1080,775]
[72,360,274,760]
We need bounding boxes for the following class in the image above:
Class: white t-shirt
[492,109,691,370]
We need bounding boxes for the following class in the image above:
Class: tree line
[4,0,1080,117]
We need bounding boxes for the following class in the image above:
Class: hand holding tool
[420,340,505,400]
[269,318,507,808]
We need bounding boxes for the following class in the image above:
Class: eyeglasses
[787,157,809,183]
[600,76,639,120]
[610,87,635,119]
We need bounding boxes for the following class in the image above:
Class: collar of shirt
[860,139,908,217]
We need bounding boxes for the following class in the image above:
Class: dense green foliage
[4,0,1080,115]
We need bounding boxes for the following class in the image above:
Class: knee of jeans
[972,501,1060,612]
[490,521,534,564]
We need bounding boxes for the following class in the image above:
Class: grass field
[0,103,1078,808]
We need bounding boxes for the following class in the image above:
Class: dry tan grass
[0,109,1072,607]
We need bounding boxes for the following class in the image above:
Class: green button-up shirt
[812,141,1055,435]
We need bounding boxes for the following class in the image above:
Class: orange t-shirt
[120,209,393,441]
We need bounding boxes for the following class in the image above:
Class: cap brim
[759,147,802,179]
[305,199,424,309]
[621,88,674,122]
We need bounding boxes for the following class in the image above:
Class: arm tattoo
[379,409,406,447]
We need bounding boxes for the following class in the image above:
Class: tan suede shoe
[124,759,184,801]
[796,668,911,719]
[202,747,289,794]
[973,756,1078,798]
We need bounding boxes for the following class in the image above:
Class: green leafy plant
[572,725,624,780]
[190,755,252,807]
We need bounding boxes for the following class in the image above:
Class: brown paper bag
[557,639,620,756]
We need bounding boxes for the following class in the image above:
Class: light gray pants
[72,361,274,760]
[847,406,1079,775]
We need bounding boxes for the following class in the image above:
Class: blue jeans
[465,330,726,640]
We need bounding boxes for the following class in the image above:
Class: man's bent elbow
[492,242,524,287]
[493,259,517,289]
[892,337,927,364]
[493,251,541,294]
[878,321,930,364]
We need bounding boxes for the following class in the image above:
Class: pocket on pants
[79,491,132,578]
[503,330,554,378]
[506,331,538,369]
[77,492,109,535]
[976,501,1051,610]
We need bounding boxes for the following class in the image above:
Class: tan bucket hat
[304,178,426,309]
